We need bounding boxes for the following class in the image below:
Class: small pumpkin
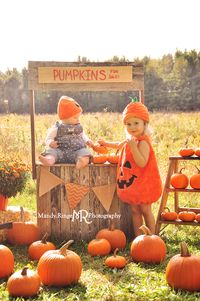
[7,266,41,298]
[130,225,166,264]
[178,210,196,222]
[179,139,194,157]
[166,242,200,291]
[195,148,200,157]
[88,238,111,256]
[105,248,127,269]
[6,207,40,245]
[195,213,200,222]
[96,221,126,250]
[107,153,119,164]
[92,154,107,164]
[28,233,56,261]
[170,168,189,189]
[92,143,108,154]
[37,240,82,287]
[161,207,178,221]
[0,244,14,279]
[190,166,200,189]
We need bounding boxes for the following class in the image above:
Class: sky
[0,0,200,72]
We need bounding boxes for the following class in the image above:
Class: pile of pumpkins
[161,207,200,223]
[170,167,200,190]
[91,143,119,164]
[1,219,200,298]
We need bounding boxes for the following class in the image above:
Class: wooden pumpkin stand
[28,61,145,242]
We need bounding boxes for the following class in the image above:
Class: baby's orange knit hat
[57,96,82,120]
[122,98,149,124]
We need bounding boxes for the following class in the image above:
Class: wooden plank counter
[36,163,134,242]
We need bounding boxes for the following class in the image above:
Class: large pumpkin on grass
[28,233,56,261]
[37,240,82,287]
[7,266,41,298]
[6,207,40,245]
[88,238,111,256]
[130,225,166,264]
[0,244,14,278]
[96,222,126,250]
[166,242,200,291]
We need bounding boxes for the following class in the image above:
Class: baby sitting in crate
[39,96,94,169]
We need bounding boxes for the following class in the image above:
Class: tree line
[0,50,200,114]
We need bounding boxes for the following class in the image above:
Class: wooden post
[30,90,36,179]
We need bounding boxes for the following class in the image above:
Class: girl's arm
[98,138,126,150]
[128,139,150,168]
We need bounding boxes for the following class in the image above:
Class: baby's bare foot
[76,157,89,169]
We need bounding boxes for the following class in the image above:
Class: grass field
[0,112,200,300]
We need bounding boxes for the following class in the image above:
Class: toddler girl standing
[98,100,162,236]
[39,96,94,169]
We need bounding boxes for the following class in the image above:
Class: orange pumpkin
[195,213,200,222]
[190,166,200,189]
[88,238,111,256]
[161,207,178,221]
[7,267,41,298]
[92,143,108,154]
[92,154,107,164]
[195,148,200,157]
[28,233,56,261]
[166,242,200,291]
[179,148,194,157]
[6,207,40,245]
[107,154,119,164]
[130,225,166,264]
[178,211,196,222]
[105,248,127,269]
[96,222,126,250]
[37,240,82,287]
[0,244,14,279]
[179,139,194,157]
[170,168,189,189]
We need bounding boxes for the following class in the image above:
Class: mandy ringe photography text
[38,210,121,224]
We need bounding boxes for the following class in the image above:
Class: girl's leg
[38,154,56,166]
[131,204,143,237]
[76,156,90,169]
[140,204,155,234]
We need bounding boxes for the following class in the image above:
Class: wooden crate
[37,163,134,242]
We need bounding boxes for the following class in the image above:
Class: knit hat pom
[57,96,82,120]
[122,98,149,123]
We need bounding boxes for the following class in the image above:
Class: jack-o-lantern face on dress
[117,160,137,189]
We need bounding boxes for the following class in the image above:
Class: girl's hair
[125,122,153,139]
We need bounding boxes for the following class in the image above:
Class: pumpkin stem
[41,233,48,244]
[195,166,200,174]
[108,219,115,231]
[179,168,185,174]
[21,266,28,276]
[163,207,170,212]
[139,225,152,235]
[184,138,189,147]
[180,241,191,257]
[113,248,119,257]
[20,206,25,222]
[59,240,74,255]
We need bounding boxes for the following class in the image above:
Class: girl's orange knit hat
[122,98,149,124]
[57,96,82,120]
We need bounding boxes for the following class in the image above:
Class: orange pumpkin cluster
[91,143,119,164]
[161,207,200,223]
[170,167,200,189]
[179,146,200,157]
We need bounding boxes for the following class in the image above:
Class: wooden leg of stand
[155,159,177,234]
